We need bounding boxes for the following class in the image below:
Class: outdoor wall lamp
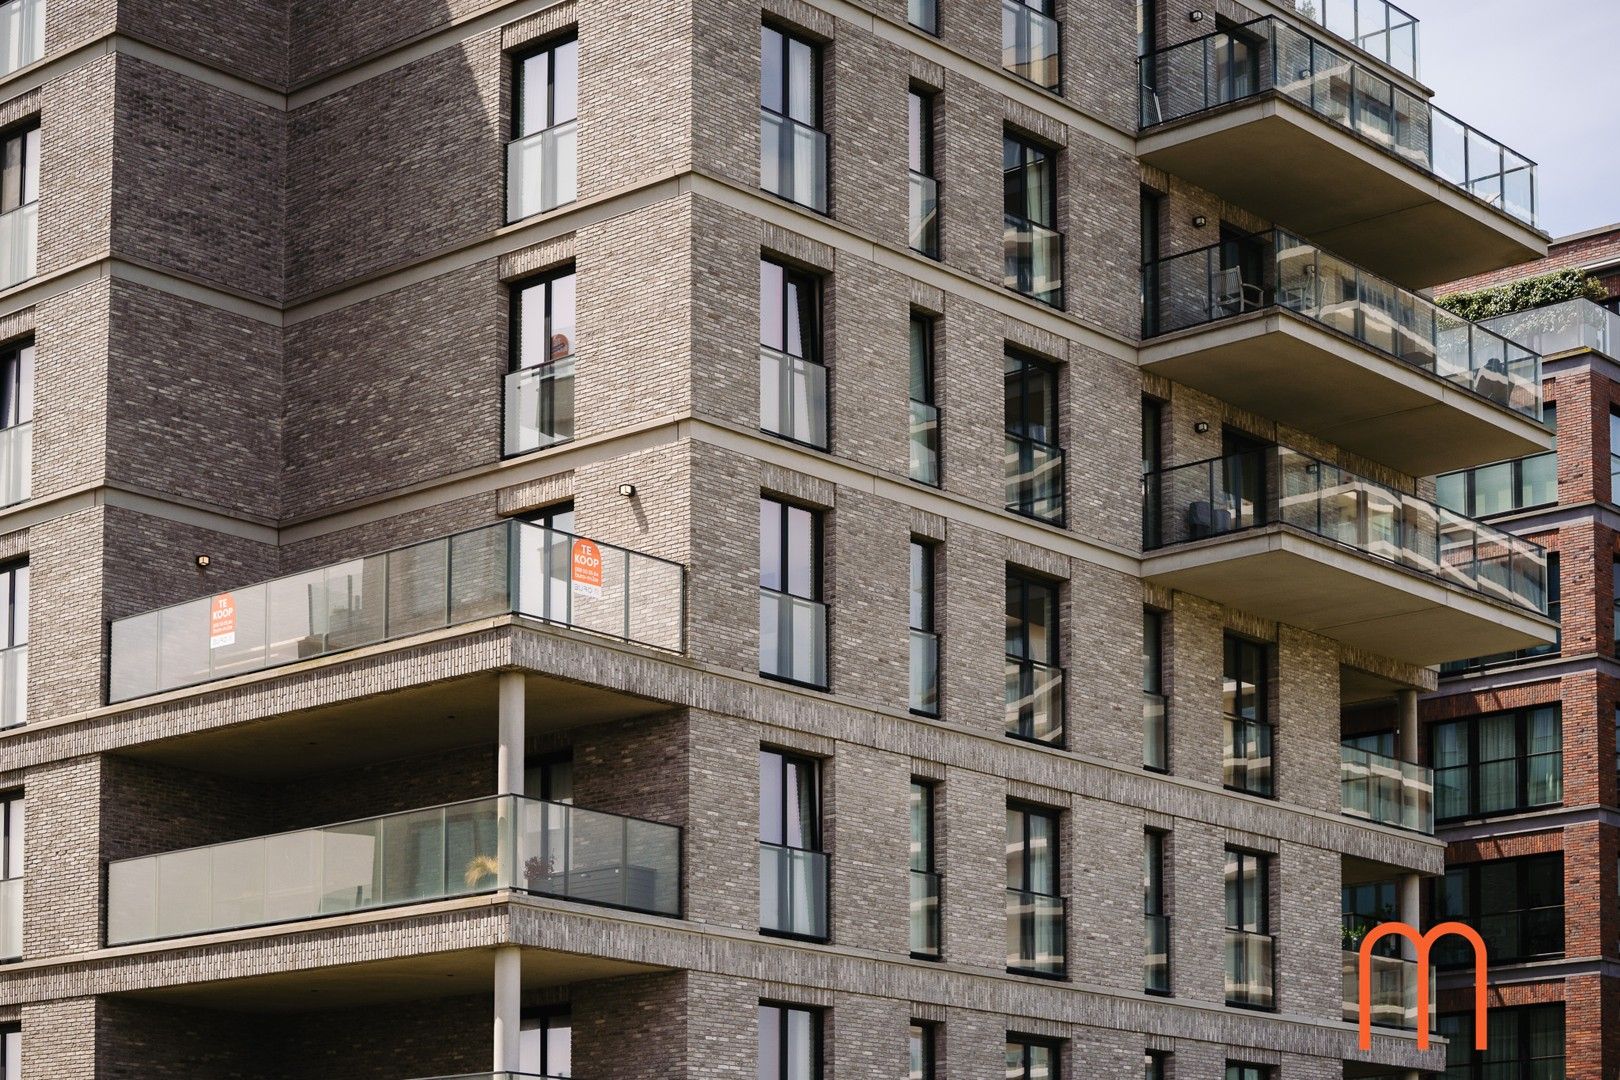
[1193,421,1211,434]
[1189,10,1205,22]
[195,554,211,568]
[1191,215,1207,228]
[618,484,637,497]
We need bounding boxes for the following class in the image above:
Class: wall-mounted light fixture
[1193,421,1211,434]
[1189,10,1205,22]
[1191,215,1207,228]
[618,484,637,498]
[195,554,211,568]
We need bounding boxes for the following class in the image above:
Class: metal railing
[106,795,682,945]
[1005,657,1063,744]
[759,345,827,449]
[1142,230,1543,422]
[503,358,574,456]
[0,0,44,80]
[1225,928,1276,1008]
[1289,0,1418,77]
[909,171,939,258]
[506,119,577,222]
[759,588,827,688]
[760,110,827,213]
[1340,745,1434,834]
[1142,445,1550,615]
[1341,950,1434,1030]
[910,868,941,957]
[1144,912,1170,992]
[909,399,939,485]
[1480,298,1620,363]
[107,520,687,702]
[1007,888,1065,975]
[1138,18,1537,227]
[0,201,35,291]
[1005,433,1064,524]
[0,877,18,959]
[1001,0,1060,89]
[909,628,939,715]
[759,841,827,940]
[1143,691,1167,770]
[1003,214,1063,308]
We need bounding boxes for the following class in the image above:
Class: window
[0,562,23,730]
[909,315,940,485]
[758,1003,820,1080]
[1005,349,1064,523]
[0,1028,14,1080]
[1142,609,1166,771]
[1144,1051,1169,1080]
[1613,554,1619,654]
[1610,406,1620,501]
[908,90,939,258]
[1006,1036,1060,1080]
[1141,396,1163,544]
[1225,1065,1270,1080]
[1436,401,1556,517]
[1140,192,1164,335]
[1433,854,1563,967]
[518,1009,570,1077]
[759,497,826,688]
[1342,878,1399,957]
[759,26,826,212]
[910,780,940,958]
[908,0,937,34]
[1006,804,1064,976]
[508,38,578,220]
[1002,0,1060,89]
[0,339,30,432]
[1136,0,1157,58]
[759,748,826,939]
[908,1022,936,1080]
[759,258,827,450]
[1441,551,1561,675]
[1439,1004,1563,1080]
[1224,849,1273,1008]
[516,503,575,621]
[522,754,573,804]
[1143,830,1168,993]
[506,269,576,455]
[1005,571,1062,744]
[1,792,18,961]
[909,541,939,715]
[1003,134,1062,306]
[1432,705,1561,821]
[1222,636,1272,797]
[0,124,37,290]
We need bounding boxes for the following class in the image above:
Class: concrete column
[1397,689,1419,762]
[498,671,527,796]
[1399,872,1422,961]
[493,945,523,1072]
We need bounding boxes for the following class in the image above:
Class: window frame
[758,496,821,603]
[0,793,18,881]
[758,1001,822,1080]
[0,122,38,215]
[759,24,821,129]
[1431,705,1562,823]
[1432,853,1564,968]
[909,539,940,717]
[1438,1002,1563,1080]
[0,339,31,432]
[1003,132,1056,230]
[1222,634,1273,798]
[511,35,579,140]
[1006,802,1060,897]
[1142,606,1167,773]
[1006,1035,1062,1080]
[1224,848,1269,934]
[518,1006,571,1077]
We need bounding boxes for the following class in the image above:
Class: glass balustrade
[1003,215,1063,308]
[1340,745,1434,834]
[0,0,44,79]
[760,110,827,213]
[1005,658,1063,744]
[1006,888,1065,975]
[0,643,23,730]
[1480,298,1620,363]
[1001,0,1060,89]
[0,876,18,959]
[1290,0,1418,77]
[910,868,941,958]
[503,358,574,456]
[909,172,939,257]
[0,201,35,291]
[506,119,577,222]
[759,841,827,940]
[759,345,828,449]
[1144,913,1170,992]
[1341,950,1434,1031]
[909,399,940,486]
[759,588,827,688]
[1005,434,1065,524]
[909,628,939,715]
[1143,692,1167,771]
[1225,929,1275,1008]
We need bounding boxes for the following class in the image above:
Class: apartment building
[1397,226,1620,1080]
[0,0,1559,1075]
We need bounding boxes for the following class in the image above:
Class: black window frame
[759,24,821,129]
[0,339,31,432]
[518,1006,571,1077]
[759,257,822,367]
[1431,705,1562,823]
[908,1020,938,1080]
[909,313,940,486]
[1225,1064,1271,1080]
[909,778,940,960]
[0,792,18,881]
[1142,606,1167,773]
[1438,1003,1563,1080]
[1222,634,1273,798]
[1144,828,1169,995]
[909,539,940,717]
[1006,1035,1062,1080]
[0,122,38,216]
[1224,848,1269,935]
[1005,568,1062,745]
[0,1026,14,1079]
[758,1001,822,1080]
[1003,133,1056,231]
[1144,1050,1170,1080]
[758,746,821,852]
[758,496,821,605]
[1004,348,1064,525]
[511,35,579,140]
[0,561,25,650]
[1432,853,1564,968]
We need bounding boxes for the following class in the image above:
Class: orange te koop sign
[209,593,237,649]
[570,539,604,599]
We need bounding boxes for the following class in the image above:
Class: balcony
[909,628,938,715]
[1138,18,1545,287]
[759,588,827,688]
[1144,913,1169,992]
[108,520,686,703]
[0,200,34,292]
[909,172,939,258]
[0,876,18,960]
[1292,0,1419,78]
[1342,951,1433,1031]
[759,345,827,449]
[1140,231,1551,476]
[909,399,939,485]
[1225,929,1275,1008]
[1005,657,1063,744]
[1480,297,1620,362]
[1341,746,1434,834]
[1001,0,1060,90]
[1006,888,1065,976]
[910,868,940,958]
[1003,215,1063,307]
[106,795,682,945]
[1142,446,1556,665]
[0,0,44,79]
[759,841,827,940]
[760,110,827,213]
[504,358,574,457]
[1005,434,1064,524]
[505,119,577,223]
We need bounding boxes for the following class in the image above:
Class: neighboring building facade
[1416,227,1620,1080]
[0,0,1560,1077]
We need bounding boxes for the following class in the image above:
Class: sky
[1400,0,1619,239]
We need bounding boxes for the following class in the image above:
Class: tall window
[908,0,937,34]
[515,503,575,622]
[1432,705,1561,821]
[1144,1052,1170,1080]
[1610,407,1620,499]
[1006,1036,1060,1080]
[0,339,27,509]
[518,1010,570,1077]
[758,1003,820,1080]
[1005,571,1062,744]
[1439,1003,1563,1080]
[0,792,19,961]
[506,269,576,455]
[1432,854,1563,967]
[1005,349,1064,524]
[759,26,826,212]
[508,38,578,220]
[759,748,826,940]
[759,258,827,449]
[1224,849,1273,1009]
[909,315,940,485]
[0,562,24,730]
[0,123,37,289]
[1006,804,1064,976]
[1142,608,1166,771]
[1141,396,1163,543]
[909,541,939,715]
[1003,134,1062,307]
[1222,636,1272,797]
[759,497,826,688]
[1342,878,1400,957]
[1002,0,1060,89]
[0,1027,14,1080]
[908,1022,937,1080]
[910,780,940,958]
[908,90,939,258]
[1143,830,1168,993]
